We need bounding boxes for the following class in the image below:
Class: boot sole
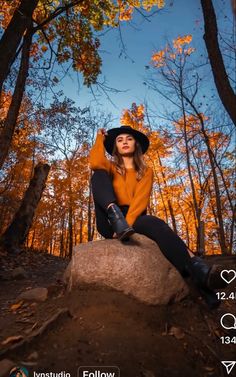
[118,228,135,241]
[206,265,229,290]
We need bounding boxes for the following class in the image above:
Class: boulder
[63,234,189,305]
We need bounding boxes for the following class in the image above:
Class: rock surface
[64,234,189,305]
[0,359,15,377]
[17,287,48,302]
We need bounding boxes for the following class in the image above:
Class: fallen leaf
[10,301,24,311]
[1,335,23,345]
[203,366,215,372]
[213,329,221,337]
[168,326,185,339]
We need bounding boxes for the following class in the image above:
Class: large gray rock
[64,234,189,305]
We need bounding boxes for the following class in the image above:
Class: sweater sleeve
[89,133,113,173]
[125,167,154,227]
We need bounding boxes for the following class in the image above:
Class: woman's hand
[98,128,108,137]
[112,232,118,239]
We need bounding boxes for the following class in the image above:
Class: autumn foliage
[0,2,234,257]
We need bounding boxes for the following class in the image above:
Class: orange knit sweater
[89,133,154,226]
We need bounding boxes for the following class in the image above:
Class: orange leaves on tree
[0,91,12,121]
[120,103,145,129]
[0,0,20,29]
[117,0,164,22]
[151,49,167,67]
[172,34,193,54]
[143,0,165,11]
[207,131,229,150]
[151,34,195,68]
[1,0,166,86]
[173,113,208,135]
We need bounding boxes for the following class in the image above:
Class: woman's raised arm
[89,128,113,173]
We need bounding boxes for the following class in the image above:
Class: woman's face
[115,133,136,156]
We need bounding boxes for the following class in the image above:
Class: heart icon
[220,270,236,284]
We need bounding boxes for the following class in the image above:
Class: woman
[89,125,227,309]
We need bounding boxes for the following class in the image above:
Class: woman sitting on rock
[89,125,227,309]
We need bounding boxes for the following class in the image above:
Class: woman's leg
[132,214,227,308]
[132,214,192,276]
[91,169,117,210]
[93,201,114,239]
[91,169,117,239]
[91,169,133,239]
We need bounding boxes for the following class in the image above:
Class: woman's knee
[133,215,168,233]
[91,169,109,183]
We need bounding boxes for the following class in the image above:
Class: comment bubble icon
[220,313,236,330]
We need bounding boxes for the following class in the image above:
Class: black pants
[91,169,192,277]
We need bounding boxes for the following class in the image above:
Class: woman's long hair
[112,138,148,181]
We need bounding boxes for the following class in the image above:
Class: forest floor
[0,248,235,377]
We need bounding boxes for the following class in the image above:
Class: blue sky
[59,0,233,128]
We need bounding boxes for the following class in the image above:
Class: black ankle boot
[186,256,228,290]
[107,203,135,241]
[185,256,228,309]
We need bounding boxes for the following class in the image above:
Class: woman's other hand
[112,232,118,239]
[98,128,108,137]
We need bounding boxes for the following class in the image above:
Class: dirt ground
[0,248,235,377]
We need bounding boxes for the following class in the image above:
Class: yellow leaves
[151,34,195,69]
[142,0,165,11]
[10,301,24,311]
[151,49,167,67]
[0,91,12,121]
[41,45,48,53]
[119,7,133,21]
[172,35,195,55]
[208,131,229,150]
[1,0,166,86]
[129,0,141,6]
[120,103,145,129]
[33,0,60,24]
[0,0,20,29]
[118,0,165,21]
[30,42,40,60]
[173,34,192,49]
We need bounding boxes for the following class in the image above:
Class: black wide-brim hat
[104,125,150,155]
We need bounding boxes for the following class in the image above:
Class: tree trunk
[79,211,83,244]
[200,0,236,125]
[199,221,205,255]
[0,25,33,169]
[0,0,39,93]
[157,154,177,233]
[0,163,50,254]
[68,205,73,258]
[183,94,229,254]
[87,171,93,241]
[180,97,201,252]
[153,166,169,224]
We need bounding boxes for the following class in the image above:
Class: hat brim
[103,126,149,155]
